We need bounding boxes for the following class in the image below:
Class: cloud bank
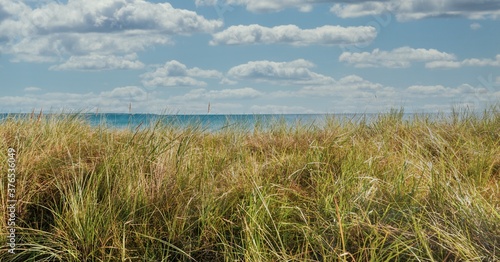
[210,24,377,46]
[0,0,222,67]
[141,60,223,88]
[197,0,500,20]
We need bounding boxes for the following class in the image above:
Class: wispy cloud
[170,87,263,101]
[339,47,456,68]
[426,54,500,69]
[24,86,42,92]
[49,53,145,71]
[331,0,500,21]
[470,22,482,30]
[250,105,315,114]
[1,76,496,114]
[199,0,500,20]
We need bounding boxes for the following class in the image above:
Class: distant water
[0,112,447,131]
[0,113,332,131]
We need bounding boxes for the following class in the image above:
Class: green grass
[1,107,499,261]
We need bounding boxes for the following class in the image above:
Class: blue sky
[0,0,499,114]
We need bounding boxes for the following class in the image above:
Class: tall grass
[1,107,499,261]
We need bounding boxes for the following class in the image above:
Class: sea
[0,113,331,131]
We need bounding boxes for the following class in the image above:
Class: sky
[0,0,499,114]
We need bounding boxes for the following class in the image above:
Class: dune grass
[1,107,499,261]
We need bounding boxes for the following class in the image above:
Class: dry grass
[1,107,499,261]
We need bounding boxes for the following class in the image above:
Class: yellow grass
[1,107,499,261]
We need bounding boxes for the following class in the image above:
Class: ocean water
[0,113,332,131]
[86,114,331,131]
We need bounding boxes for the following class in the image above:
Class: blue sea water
[87,114,332,131]
[0,113,333,131]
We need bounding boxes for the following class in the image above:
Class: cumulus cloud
[210,24,377,46]
[426,54,500,69]
[49,53,144,71]
[331,0,500,21]
[0,0,222,65]
[227,59,334,85]
[141,60,223,88]
[339,47,456,68]
[6,31,172,63]
[222,0,319,13]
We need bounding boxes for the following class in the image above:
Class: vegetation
[1,107,499,261]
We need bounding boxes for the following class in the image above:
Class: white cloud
[330,0,500,21]
[406,84,488,98]
[147,77,207,88]
[195,0,219,6]
[206,87,263,99]
[6,31,172,63]
[24,86,42,92]
[461,56,500,67]
[0,86,159,113]
[1,76,497,114]
[250,105,315,114]
[141,60,223,88]
[407,85,449,95]
[210,24,377,46]
[295,75,395,98]
[171,87,263,101]
[49,53,144,71]
[330,2,391,18]
[101,86,148,102]
[470,22,482,30]
[21,0,222,35]
[287,76,494,112]
[0,0,222,65]
[225,0,319,13]
[220,77,238,85]
[424,61,461,69]
[339,47,456,68]
[227,59,334,85]
[426,54,500,69]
